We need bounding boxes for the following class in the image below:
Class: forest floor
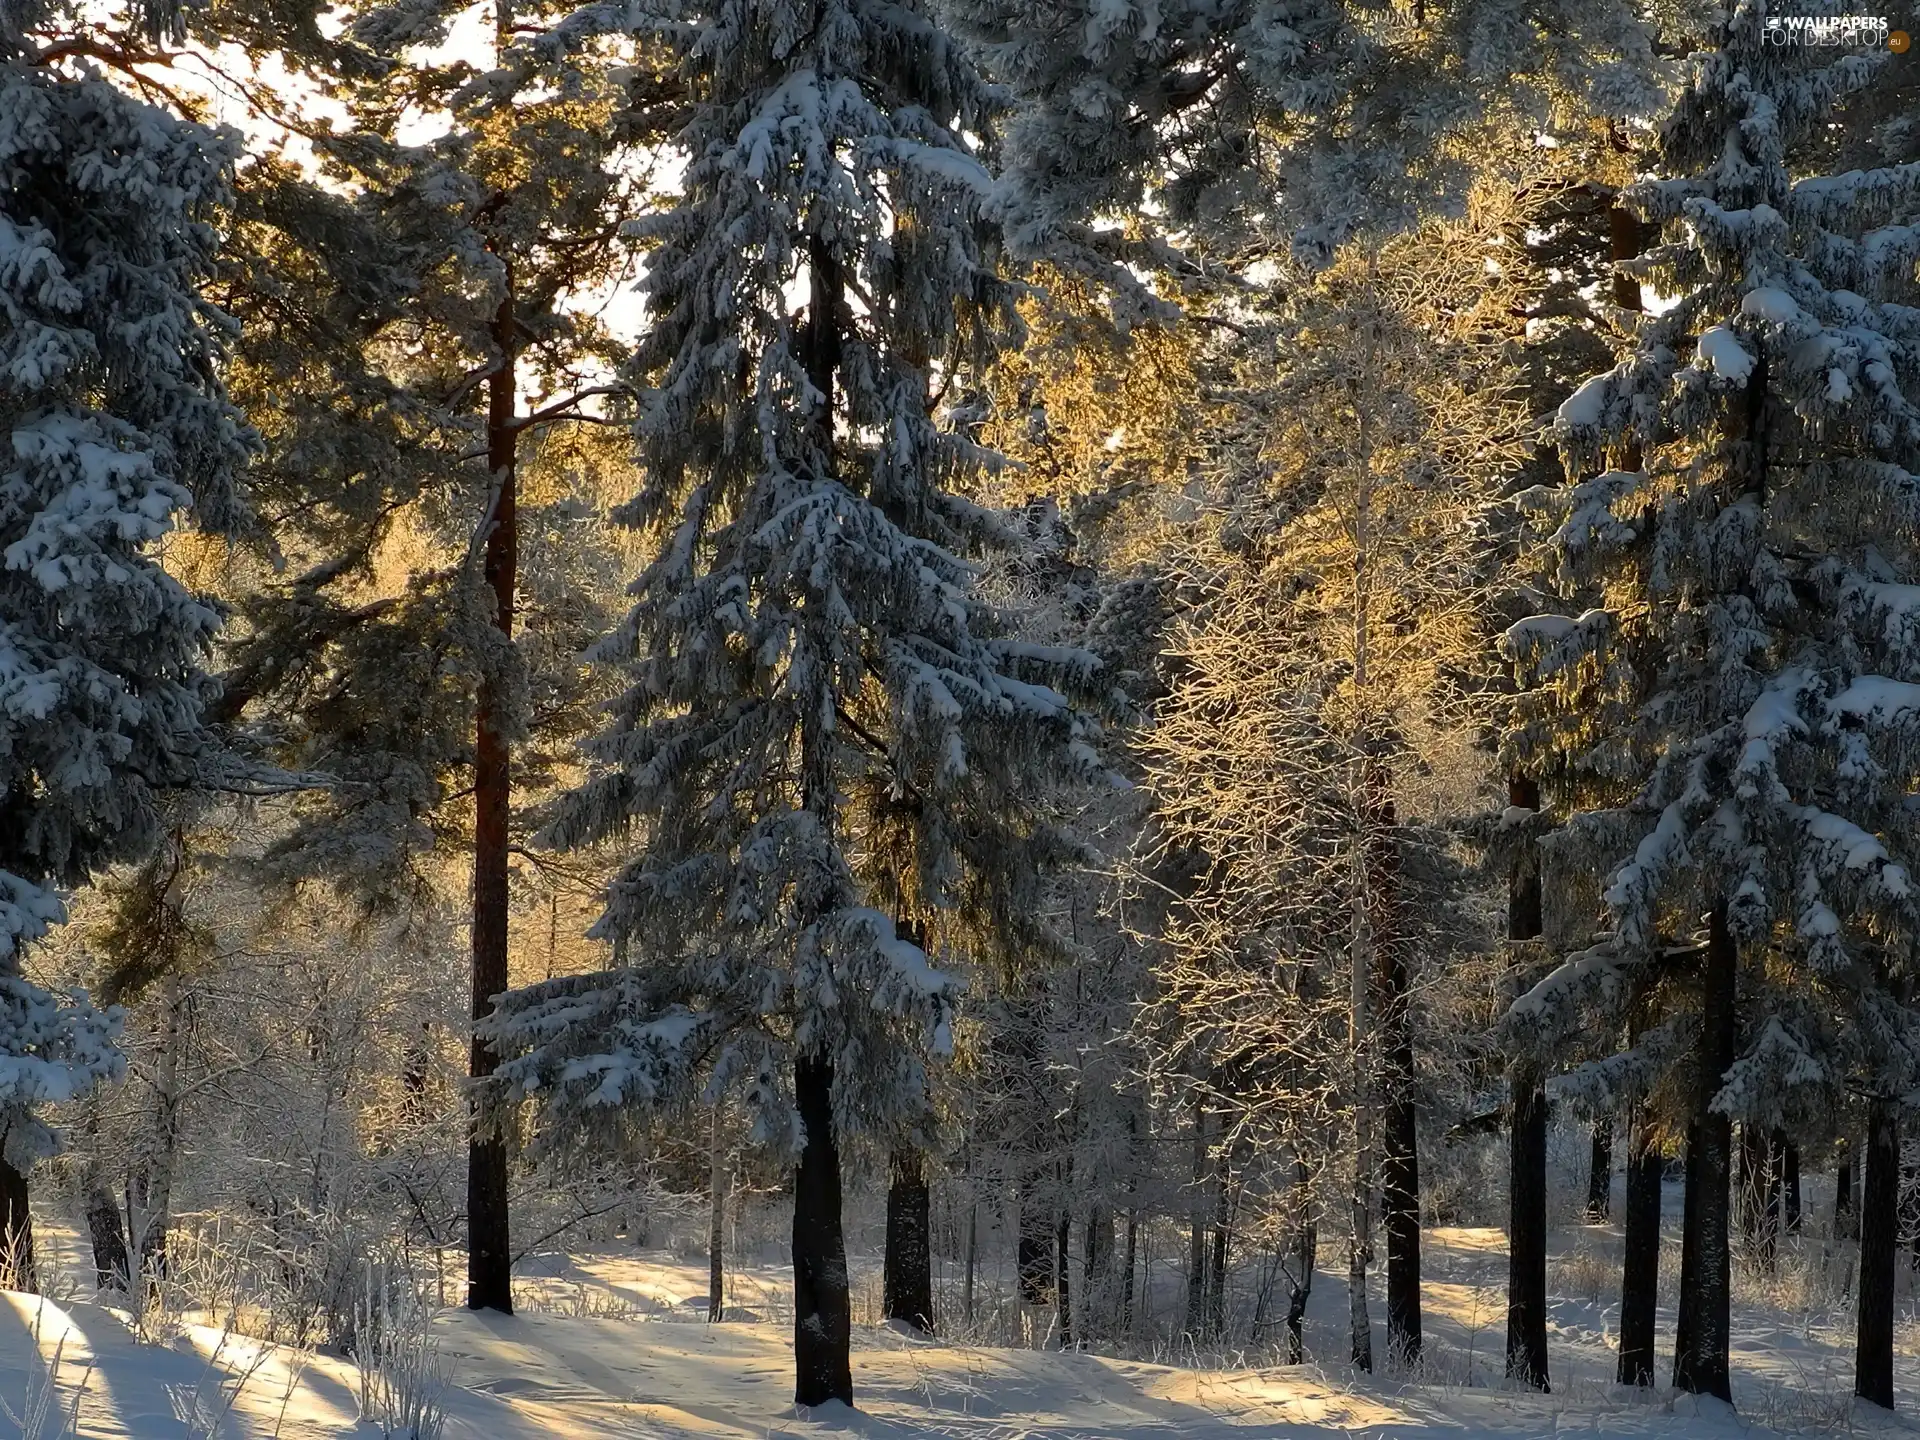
[0,1220,1913,1438]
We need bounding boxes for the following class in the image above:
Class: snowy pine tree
[937,0,1668,265]
[1501,0,1920,1405]
[0,2,252,1282]
[484,0,1113,1405]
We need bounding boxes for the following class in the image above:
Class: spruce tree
[1503,1,1920,1404]
[485,0,1111,1405]
[0,0,253,1282]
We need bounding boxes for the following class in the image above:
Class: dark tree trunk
[466,285,519,1317]
[1672,901,1737,1401]
[1780,1137,1800,1234]
[962,1178,977,1329]
[1506,1077,1550,1391]
[1055,1200,1073,1348]
[1121,1206,1138,1335]
[1207,1140,1230,1342]
[1586,1120,1612,1222]
[1617,1107,1662,1387]
[0,1153,34,1293]
[1084,1204,1113,1342]
[84,1169,128,1293]
[793,1052,852,1407]
[1285,1158,1316,1366]
[1018,1179,1053,1310]
[1835,1145,1857,1240]
[1855,1100,1897,1411]
[1737,1125,1777,1272]
[1370,789,1421,1368]
[884,1149,934,1334]
[1503,773,1548,1391]
[1186,1098,1207,1338]
[708,1107,727,1323]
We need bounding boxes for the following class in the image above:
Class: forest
[1,0,1918,1435]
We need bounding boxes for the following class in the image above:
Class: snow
[7,1223,1909,1439]
[1695,325,1755,383]
[1739,287,1802,326]
[1555,374,1610,429]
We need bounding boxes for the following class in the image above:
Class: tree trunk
[962,1193,977,1329]
[1854,1099,1897,1411]
[1084,1204,1113,1343]
[1207,1139,1230,1342]
[884,1149,934,1334]
[1187,1097,1208,1339]
[1018,1176,1053,1312]
[1780,1137,1800,1234]
[1617,1106,1662,1387]
[1503,773,1548,1391]
[1586,1119,1612,1222]
[1506,1075,1550,1390]
[466,284,519,1317]
[708,1106,728,1323]
[84,1168,127,1293]
[1736,1125,1777,1272]
[1367,781,1421,1369]
[1121,1205,1138,1336]
[1055,1195,1073,1349]
[1835,1146,1856,1241]
[793,1052,852,1407]
[0,1147,33,1294]
[1380,1067,1421,1367]
[1285,1158,1316,1365]
[129,978,186,1283]
[1671,901,1737,1401]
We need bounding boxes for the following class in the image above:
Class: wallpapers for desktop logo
[1761,13,1905,46]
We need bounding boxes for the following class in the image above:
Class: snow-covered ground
[0,1218,1910,1438]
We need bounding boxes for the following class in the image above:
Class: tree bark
[1055,1192,1073,1349]
[128,977,186,1283]
[884,1149,934,1334]
[962,1191,977,1329]
[1285,1157,1316,1365]
[84,1169,127,1293]
[1084,1204,1113,1343]
[1365,780,1420,1369]
[1854,1100,1897,1411]
[793,1052,852,1407]
[0,1148,34,1294]
[1187,1097,1208,1339]
[1586,1119,1612,1222]
[708,1106,728,1323]
[1506,1076,1550,1390]
[1736,1125,1777,1272]
[1671,901,1737,1401]
[1504,773,1548,1391]
[1778,1136,1800,1234]
[466,283,518,1317]
[1018,1175,1053,1311]
[1617,1106,1662,1387]
[1207,1137,1230,1342]
[1835,1147,1856,1241]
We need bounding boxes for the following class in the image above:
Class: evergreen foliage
[0,8,253,1174]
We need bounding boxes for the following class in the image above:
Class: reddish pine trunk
[467,287,518,1316]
